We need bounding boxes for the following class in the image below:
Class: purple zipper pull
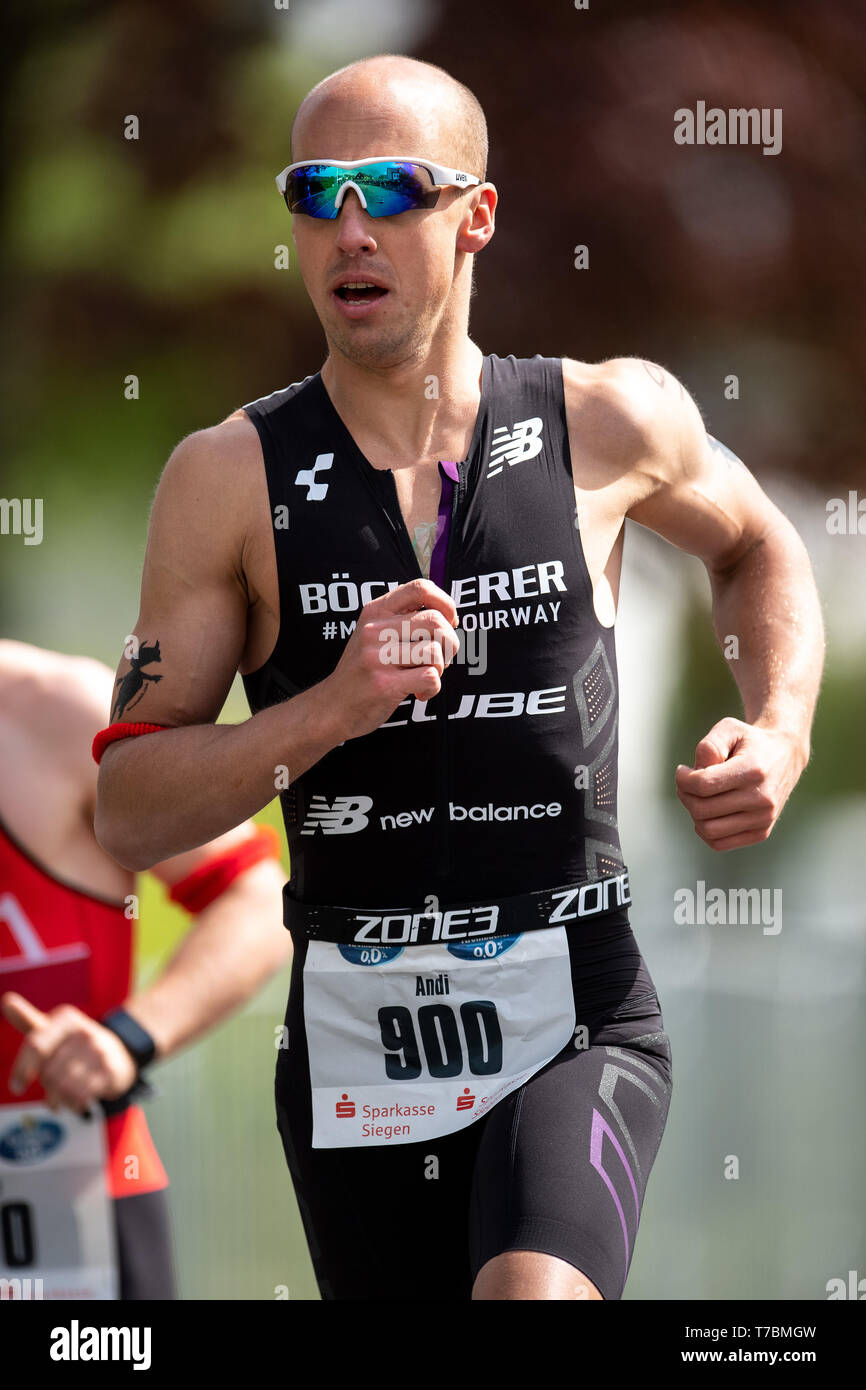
[430,461,459,588]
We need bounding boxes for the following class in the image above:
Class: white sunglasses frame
[275,156,481,212]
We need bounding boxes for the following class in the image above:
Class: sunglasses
[275,156,480,219]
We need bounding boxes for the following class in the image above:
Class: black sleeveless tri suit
[241,354,672,1300]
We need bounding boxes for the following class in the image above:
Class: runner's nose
[334,189,378,255]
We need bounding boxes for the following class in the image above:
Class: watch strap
[100,1007,157,1070]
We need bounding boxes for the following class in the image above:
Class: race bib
[304,927,576,1148]
[0,1103,118,1300]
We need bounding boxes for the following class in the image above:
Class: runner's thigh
[469,1023,673,1300]
[276,942,486,1303]
[276,1069,485,1302]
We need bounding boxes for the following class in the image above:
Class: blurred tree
[416,0,866,486]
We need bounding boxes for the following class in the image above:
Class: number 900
[377,1001,503,1080]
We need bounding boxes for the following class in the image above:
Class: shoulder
[0,641,113,788]
[561,356,705,487]
[0,641,112,721]
[158,411,263,499]
[146,411,267,570]
[159,375,319,498]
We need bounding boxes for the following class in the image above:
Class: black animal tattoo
[112,639,163,719]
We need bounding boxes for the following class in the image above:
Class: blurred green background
[1,0,864,1299]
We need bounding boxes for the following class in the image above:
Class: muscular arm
[600,359,823,848]
[95,417,460,871]
[94,419,343,870]
[627,377,823,755]
[693,438,822,759]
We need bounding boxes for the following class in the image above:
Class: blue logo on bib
[0,1116,66,1164]
[447,935,520,961]
[337,943,404,966]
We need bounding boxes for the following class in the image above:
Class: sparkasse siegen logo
[49,1320,151,1370]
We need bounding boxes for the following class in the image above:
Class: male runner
[94,55,824,1301]
[0,639,290,1298]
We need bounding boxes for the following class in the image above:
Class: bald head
[291,54,488,181]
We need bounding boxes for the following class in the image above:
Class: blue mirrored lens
[286,162,439,218]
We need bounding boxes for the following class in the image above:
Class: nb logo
[294,453,334,501]
[487,418,544,477]
[300,795,373,836]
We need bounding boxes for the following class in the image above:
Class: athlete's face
[289,79,494,369]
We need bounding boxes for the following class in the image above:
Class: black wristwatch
[99,1008,157,1115]
[101,1007,157,1069]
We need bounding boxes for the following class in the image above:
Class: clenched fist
[675,717,807,851]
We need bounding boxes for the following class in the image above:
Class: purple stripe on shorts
[429,460,459,588]
[590,1107,640,1274]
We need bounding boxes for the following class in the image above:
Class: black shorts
[275,911,673,1301]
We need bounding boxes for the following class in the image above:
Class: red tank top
[0,815,167,1195]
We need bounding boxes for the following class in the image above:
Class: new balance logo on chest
[487,418,544,478]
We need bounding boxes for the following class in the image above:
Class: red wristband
[168,826,283,914]
[92,722,170,765]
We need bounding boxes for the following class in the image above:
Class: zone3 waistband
[282,871,631,945]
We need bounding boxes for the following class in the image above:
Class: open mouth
[334,281,388,305]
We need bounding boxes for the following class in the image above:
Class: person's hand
[675,717,807,851]
[1,992,138,1112]
[318,577,460,742]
